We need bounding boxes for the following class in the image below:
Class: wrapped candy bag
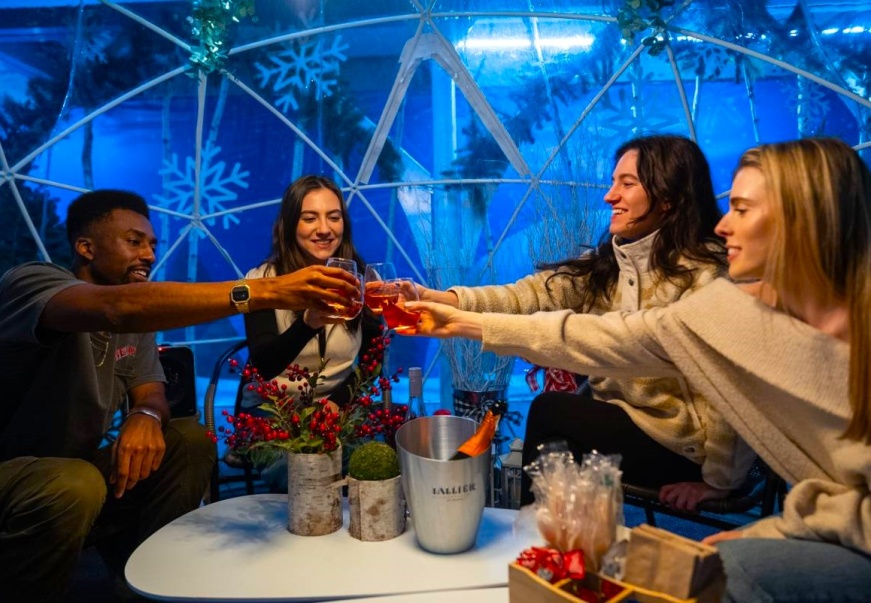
[524,442,623,573]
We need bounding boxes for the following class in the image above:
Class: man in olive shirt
[0,190,359,602]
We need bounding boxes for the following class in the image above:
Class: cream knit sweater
[481,279,870,553]
[451,232,754,489]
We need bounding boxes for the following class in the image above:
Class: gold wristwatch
[230,280,251,314]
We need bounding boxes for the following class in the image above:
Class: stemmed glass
[364,262,398,315]
[324,258,363,320]
[382,278,421,334]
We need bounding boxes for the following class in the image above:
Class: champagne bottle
[449,402,507,460]
[406,367,426,420]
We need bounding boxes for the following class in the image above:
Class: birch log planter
[346,441,405,541]
[347,475,406,541]
[286,446,343,536]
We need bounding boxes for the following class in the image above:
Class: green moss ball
[348,441,400,481]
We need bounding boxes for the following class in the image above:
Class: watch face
[231,285,250,302]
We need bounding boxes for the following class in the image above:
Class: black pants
[520,390,702,505]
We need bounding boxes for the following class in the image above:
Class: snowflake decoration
[255,36,348,112]
[598,77,680,137]
[780,78,831,137]
[154,143,249,235]
[80,29,113,64]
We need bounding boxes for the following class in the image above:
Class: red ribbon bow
[516,546,586,584]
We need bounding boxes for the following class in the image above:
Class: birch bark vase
[286,447,343,536]
[347,475,406,541]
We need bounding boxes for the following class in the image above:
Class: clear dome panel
[0,6,78,135]
[323,0,421,25]
[668,0,868,116]
[345,185,427,282]
[112,0,195,47]
[225,25,413,187]
[812,10,871,102]
[435,0,611,17]
[65,3,188,114]
[3,0,870,392]
[0,180,72,269]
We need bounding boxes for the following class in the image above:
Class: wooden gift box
[508,563,710,603]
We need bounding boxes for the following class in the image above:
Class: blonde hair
[737,138,871,442]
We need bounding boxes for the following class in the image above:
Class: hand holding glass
[382,278,421,334]
[324,258,363,320]
[364,263,398,315]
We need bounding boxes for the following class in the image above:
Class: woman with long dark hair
[243,175,380,408]
[417,135,753,509]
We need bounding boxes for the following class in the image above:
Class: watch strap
[231,280,251,314]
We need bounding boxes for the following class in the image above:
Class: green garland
[188,0,255,74]
[616,0,675,56]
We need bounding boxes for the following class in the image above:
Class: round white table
[126,494,540,601]
[327,587,508,602]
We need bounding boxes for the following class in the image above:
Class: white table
[327,588,508,603]
[126,494,540,601]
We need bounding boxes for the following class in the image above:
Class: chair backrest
[158,345,198,418]
[203,340,248,435]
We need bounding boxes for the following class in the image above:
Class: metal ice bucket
[395,415,490,554]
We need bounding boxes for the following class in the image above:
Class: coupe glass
[324,258,363,320]
[364,262,398,315]
[382,278,421,334]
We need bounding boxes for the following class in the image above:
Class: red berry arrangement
[207,326,407,465]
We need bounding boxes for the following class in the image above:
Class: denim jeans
[718,538,871,602]
[0,418,215,603]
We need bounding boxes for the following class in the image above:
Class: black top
[243,309,382,406]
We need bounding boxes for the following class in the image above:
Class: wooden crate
[509,563,711,603]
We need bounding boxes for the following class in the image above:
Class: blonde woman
[406,138,871,600]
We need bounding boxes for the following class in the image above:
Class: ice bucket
[395,415,490,554]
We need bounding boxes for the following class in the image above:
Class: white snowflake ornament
[255,35,348,112]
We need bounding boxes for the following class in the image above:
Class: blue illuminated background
[1,0,869,408]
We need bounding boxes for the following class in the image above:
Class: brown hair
[269,175,362,274]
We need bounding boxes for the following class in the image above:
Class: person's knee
[526,391,566,425]
[46,459,106,521]
[718,538,871,603]
[15,458,107,538]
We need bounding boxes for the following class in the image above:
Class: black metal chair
[622,457,789,531]
[203,339,261,502]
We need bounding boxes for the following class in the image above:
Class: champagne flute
[364,262,398,315]
[324,258,363,320]
[382,278,421,334]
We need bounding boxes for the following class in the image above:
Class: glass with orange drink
[324,257,363,320]
[381,278,421,334]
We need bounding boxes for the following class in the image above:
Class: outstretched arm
[416,285,460,307]
[39,265,359,334]
[406,300,680,381]
[405,301,484,339]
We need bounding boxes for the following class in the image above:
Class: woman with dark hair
[243,175,380,408]
[417,134,753,509]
